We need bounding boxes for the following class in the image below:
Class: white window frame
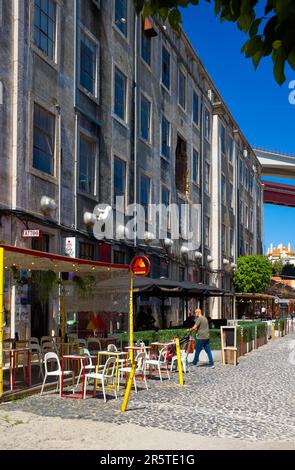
[112,153,128,211]
[113,0,129,42]
[221,173,226,205]
[140,21,152,70]
[140,92,152,145]
[178,67,187,111]
[29,97,59,184]
[140,172,152,225]
[78,24,100,102]
[161,114,171,160]
[30,0,61,69]
[192,148,199,186]
[205,161,211,195]
[220,124,226,155]
[161,43,171,93]
[112,64,128,126]
[192,89,200,128]
[161,183,171,232]
[78,130,99,198]
[204,106,211,142]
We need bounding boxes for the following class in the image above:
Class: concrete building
[0,0,263,328]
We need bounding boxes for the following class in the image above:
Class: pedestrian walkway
[1,334,295,444]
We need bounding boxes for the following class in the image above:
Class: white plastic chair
[41,336,53,346]
[75,348,96,387]
[42,341,57,356]
[145,345,170,382]
[86,338,102,354]
[41,352,74,395]
[30,337,39,346]
[170,344,191,374]
[29,343,44,378]
[84,356,118,402]
[73,338,87,348]
[118,352,148,393]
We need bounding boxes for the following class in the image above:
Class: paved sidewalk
[1,333,295,448]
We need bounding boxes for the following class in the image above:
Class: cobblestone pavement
[2,334,295,442]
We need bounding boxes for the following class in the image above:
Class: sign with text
[22,229,43,238]
[64,237,76,258]
[130,256,151,277]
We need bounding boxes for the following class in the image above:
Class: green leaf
[272,39,282,49]
[273,52,286,85]
[288,50,295,69]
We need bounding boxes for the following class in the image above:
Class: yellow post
[121,360,137,412]
[272,322,275,341]
[129,271,134,363]
[175,338,184,386]
[0,247,4,398]
[60,287,66,357]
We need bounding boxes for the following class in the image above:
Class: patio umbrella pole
[0,247,4,398]
[129,271,134,363]
[60,286,66,357]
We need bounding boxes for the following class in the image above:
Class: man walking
[188,307,215,369]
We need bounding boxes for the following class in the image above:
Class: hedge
[119,321,269,352]
[120,328,222,350]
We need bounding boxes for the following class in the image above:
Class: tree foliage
[272,259,283,276]
[233,255,273,293]
[132,0,295,84]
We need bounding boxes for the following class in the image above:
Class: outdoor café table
[100,337,121,349]
[3,348,31,391]
[60,354,96,399]
[96,351,129,391]
[150,342,175,359]
[124,345,151,359]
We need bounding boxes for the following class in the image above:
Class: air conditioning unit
[180,245,189,256]
[84,212,96,226]
[40,196,57,214]
[163,238,173,249]
[144,232,155,244]
[194,251,202,261]
[116,225,130,239]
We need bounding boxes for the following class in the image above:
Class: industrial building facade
[0,0,263,324]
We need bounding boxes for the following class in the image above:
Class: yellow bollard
[0,247,4,398]
[121,360,137,412]
[129,272,134,363]
[175,338,184,386]
[272,323,275,341]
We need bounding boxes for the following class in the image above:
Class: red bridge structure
[254,148,295,208]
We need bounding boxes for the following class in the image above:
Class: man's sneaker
[210,365,215,369]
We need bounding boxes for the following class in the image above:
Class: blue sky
[182,2,295,253]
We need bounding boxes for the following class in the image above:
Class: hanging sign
[130,256,151,277]
[22,229,43,238]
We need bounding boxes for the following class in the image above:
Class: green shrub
[120,328,221,349]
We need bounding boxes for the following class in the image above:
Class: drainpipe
[134,13,138,249]
[11,0,21,211]
[73,0,79,231]
[200,96,205,283]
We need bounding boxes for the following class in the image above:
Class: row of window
[114,65,210,141]
[239,158,255,194]
[239,200,254,231]
[34,0,99,98]
[33,0,210,131]
[33,99,210,199]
